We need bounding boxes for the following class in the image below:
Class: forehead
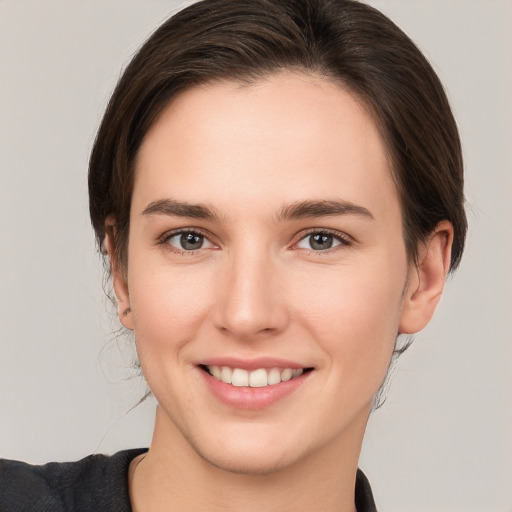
[133,72,399,221]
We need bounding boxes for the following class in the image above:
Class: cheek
[292,259,406,385]
[125,261,217,410]
[127,261,213,359]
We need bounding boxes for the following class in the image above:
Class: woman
[1,0,468,510]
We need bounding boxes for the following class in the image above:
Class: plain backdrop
[0,1,511,511]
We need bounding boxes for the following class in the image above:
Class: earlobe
[399,221,454,334]
[104,224,134,331]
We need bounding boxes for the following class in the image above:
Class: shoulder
[355,468,378,512]
[0,448,147,512]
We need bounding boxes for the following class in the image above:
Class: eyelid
[156,226,353,254]
[292,228,354,251]
[157,227,218,252]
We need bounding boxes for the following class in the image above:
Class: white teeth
[212,366,222,380]
[231,368,249,387]
[249,368,268,387]
[267,368,281,385]
[280,368,293,382]
[207,365,306,387]
[220,366,232,384]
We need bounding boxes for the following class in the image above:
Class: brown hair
[89,0,466,273]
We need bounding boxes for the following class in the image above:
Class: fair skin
[108,72,453,512]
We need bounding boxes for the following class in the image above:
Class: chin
[182,424,308,476]
[196,443,300,476]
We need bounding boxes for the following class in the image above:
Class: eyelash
[157,227,353,255]
[158,228,216,255]
[294,228,353,255]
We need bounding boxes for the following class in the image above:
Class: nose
[212,250,289,340]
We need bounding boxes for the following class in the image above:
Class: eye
[166,231,215,251]
[296,231,348,251]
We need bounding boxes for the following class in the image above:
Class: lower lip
[198,368,312,410]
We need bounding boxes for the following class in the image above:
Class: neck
[129,406,368,512]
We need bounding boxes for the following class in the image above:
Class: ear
[399,220,454,334]
[104,218,134,330]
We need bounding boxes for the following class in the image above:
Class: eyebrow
[141,198,374,222]
[142,199,220,220]
[275,199,374,222]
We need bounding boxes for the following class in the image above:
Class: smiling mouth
[200,365,313,388]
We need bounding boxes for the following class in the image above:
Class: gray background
[0,1,510,511]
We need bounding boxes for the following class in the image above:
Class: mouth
[199,364,313,388]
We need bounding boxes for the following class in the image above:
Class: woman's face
[115,73,420,473]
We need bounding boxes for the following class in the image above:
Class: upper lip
[198,356,309,371]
